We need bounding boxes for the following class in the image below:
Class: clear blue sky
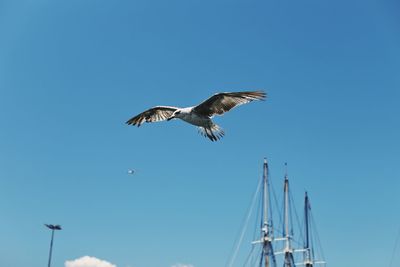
[1,0,399,266]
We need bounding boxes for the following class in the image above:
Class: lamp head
[45,224,62,230]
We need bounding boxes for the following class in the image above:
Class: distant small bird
[126,91,266,141]
[127,169,135,175]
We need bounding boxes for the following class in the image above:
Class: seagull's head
[167,110,182,121]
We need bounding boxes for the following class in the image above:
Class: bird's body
[126,91,266,141]
[173,107,211,126]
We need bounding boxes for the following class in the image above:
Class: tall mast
[263,158,269,236]
[304,192,313,267]
[253,158,276,267]
[283,165,295,267]
[302,192,326,267]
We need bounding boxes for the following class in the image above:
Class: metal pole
[47,229,54,267]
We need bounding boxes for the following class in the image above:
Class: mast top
[284,162,288,180]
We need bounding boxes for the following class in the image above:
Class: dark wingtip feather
[249,90,267,100]
[126,115,142,127]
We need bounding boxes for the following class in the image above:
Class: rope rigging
[225,160,326,267]
[388,225,400,267]
[226,174,263,267]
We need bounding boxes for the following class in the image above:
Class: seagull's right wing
[192,91,266,117]
[126,106,178,127]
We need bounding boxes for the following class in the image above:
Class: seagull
[126,91,266,141]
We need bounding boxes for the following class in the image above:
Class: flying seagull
[126,91,266,141]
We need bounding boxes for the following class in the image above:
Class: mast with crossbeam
[252,159,277,267]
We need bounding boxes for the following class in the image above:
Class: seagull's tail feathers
[198,124,225,142]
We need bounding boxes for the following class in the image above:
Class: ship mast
[253,158,276,267]
[301,192,326,267]
[231,159,326,267]
[304,192,313,267]
[283,165,295,267]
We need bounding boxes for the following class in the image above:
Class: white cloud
[65,256,116,267]
[171,264,194,267]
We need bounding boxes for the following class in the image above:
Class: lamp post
[45,224,62,267]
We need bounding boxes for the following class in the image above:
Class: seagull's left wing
[126,106,178,127]
[192,91,266,117]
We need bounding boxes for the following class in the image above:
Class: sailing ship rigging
[227,159,326,267]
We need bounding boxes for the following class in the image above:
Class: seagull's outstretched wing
[126,106,178,127]
[192,91,266,117]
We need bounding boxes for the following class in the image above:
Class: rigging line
[299,215,305,248]
[272,225,284,237]
[270,170,283,233]
[247,185,262,267]
[253,186,263,240]
[308,202,318,264]
[242,243,256,267]
[290,190,304,245]
[289,190,295,237]
[251,246,263,267]
[310,210,326,262]
[266,166,274,230]
[243,194,262,267]
[310,213,316,262]
[290,236,306,247]
[258,249,264,267]
[389,225,400,267]
[226,174,263,267]
[268,174,274,230]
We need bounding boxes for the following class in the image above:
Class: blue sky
[0,0,399,266]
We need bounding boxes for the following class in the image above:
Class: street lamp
[45,224,62,267]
